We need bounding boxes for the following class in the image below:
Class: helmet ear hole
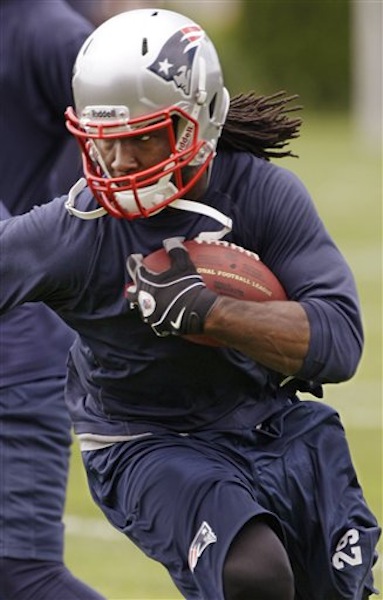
[209,94,217,119]
[210,87,230,132]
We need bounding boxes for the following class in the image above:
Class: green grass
[64,113,382,599]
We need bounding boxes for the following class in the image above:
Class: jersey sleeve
[268,167,362,384]
[0,198,89,315]
[231,159,364,385]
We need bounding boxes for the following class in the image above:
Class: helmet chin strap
[113,175,178,216]
[170,199,232,240]
[65,177,107,219]
[65,178,232,239]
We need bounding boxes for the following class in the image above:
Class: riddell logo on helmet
[91,108,117,119]
[178,124,194,150]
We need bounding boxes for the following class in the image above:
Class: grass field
[64,113,382,599]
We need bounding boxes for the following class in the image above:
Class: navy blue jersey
[0,0,93,387]
[0,0,93,211]
[0,202,75,386]
[0,151,363,436]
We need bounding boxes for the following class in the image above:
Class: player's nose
[111,140,139,175]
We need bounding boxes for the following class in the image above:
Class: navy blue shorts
[83,400,380,599]
[0,378,71,561]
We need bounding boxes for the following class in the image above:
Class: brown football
[143,239,287,346]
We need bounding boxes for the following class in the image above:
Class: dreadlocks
[219,91,303,160]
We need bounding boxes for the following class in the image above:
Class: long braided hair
[219,91,303,160]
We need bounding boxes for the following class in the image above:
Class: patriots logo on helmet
[148,26,204,96]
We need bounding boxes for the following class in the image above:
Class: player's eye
[95,139,114,152]
[136,133,151,142]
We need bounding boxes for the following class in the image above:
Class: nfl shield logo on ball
[188,521,217,572]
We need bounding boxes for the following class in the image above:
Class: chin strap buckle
[65,178,107,220]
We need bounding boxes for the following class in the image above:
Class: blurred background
[64,1,382,598]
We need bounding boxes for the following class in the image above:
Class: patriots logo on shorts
[148,26,204,96]
[188,520,217,572]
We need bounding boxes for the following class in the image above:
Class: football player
[0,8,380,599]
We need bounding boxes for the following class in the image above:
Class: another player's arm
[204,296,309,376]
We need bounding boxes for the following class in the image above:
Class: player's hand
[125,237,218,337]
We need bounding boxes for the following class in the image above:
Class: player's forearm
[204,297,310,375]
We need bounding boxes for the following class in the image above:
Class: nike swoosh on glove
[125,237,218,337]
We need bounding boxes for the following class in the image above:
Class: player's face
[94,126,208,201]
[94,128,172,180]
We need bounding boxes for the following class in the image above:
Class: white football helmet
[66,8,230,219]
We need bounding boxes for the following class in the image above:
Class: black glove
[126,237,218,337]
